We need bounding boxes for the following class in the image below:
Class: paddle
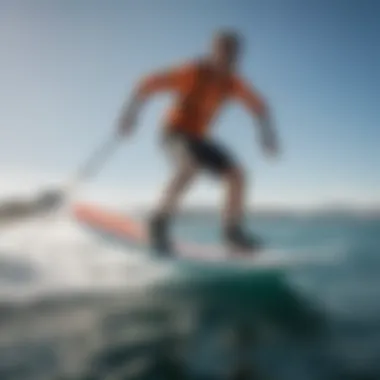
[0,134,121,223]
[49,134,121,211]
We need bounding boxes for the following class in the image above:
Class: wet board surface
[72,203,329,269]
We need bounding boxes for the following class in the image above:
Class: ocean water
[0,211,379,380]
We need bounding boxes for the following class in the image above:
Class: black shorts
[163,131,237,175]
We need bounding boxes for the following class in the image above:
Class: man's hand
[117,96,141,138]
[262,133,280,159]
[258,113,280,159]
[118,111,136,137]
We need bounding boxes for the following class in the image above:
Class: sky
[0,0,379,209]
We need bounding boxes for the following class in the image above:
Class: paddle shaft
[62,135,121,201]
[76,135,119,181]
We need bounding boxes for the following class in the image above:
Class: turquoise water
[0,213,379,379]
[169,214,380,379]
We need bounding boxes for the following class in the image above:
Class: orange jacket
[137,60,266,138]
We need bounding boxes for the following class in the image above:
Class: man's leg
[150,145,198,254]
[223,165,261,250]
[156,163,197,217]
[188,138,261,251]
[223,166,245,228]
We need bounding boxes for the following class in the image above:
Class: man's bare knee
[177,162,198,182]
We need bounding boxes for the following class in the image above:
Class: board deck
[72,203,330,269]
[72,203,266,262]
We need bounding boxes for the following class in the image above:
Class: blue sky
[0,0,379,208]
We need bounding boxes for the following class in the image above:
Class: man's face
[213,36,241,71]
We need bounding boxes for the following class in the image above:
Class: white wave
[0,213,171,301]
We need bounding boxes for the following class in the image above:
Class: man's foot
[149,214,173,256]
[225,224,262,252]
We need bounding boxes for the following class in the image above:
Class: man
[118,30,279,254]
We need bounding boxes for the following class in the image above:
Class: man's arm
[231,77,279,157]
[118,64,193,136]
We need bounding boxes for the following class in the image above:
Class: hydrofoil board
[71,203,326,268]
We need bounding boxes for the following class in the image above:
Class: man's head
[211,29,242,71]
